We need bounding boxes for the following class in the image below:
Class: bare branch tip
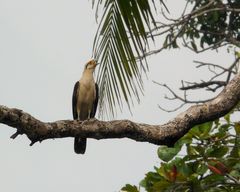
[10,131,22,139]
[29,140,37,146]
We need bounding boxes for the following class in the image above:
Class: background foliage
[122,110,240,191]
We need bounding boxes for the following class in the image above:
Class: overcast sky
[0,1,234,192]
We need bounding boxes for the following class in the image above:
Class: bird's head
[84,59,98,72]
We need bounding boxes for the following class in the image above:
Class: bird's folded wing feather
[90,83,99,118]
[72,81,79,120]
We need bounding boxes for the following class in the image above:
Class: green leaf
[177,161,191,177]
[212,11,219,22]
[187,145,199,156]
[195,146,206,155]
[152,180,171,191]
[174,134,193,149]
[220,123,231,131]
[236,51,240,58]
[201,174,225,185]
[139,179,146,188]
[141,171,162,190]
[196,163,208,175]
[145,171,162,181]
[199,122,213,139]
[208,146,229,158]
[229,170,240,179]
[189,122,213,139]
[158,146,181,162]
[224,113,231,124]
[121,184,139,192]
[230,131,240,158]
[234,123,240,135]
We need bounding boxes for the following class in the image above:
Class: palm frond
[92,0,164,118]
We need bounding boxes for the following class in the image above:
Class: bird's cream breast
[77,79,96,107]
[75,69,96,119]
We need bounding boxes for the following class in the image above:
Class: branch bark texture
[1,73,240,147]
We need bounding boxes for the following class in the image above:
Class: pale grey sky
[0,1,233,192]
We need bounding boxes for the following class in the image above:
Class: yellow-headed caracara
[72,59,99,154]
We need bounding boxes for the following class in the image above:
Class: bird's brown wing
[90,83,99,118]
[72,81,87,154]
[72,81,79,120]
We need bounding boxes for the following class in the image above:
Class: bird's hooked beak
[90,59,99,67]
[93,61,100,69]
[85,59,99,71]
[93,59,100,66]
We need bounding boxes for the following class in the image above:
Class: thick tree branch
[1,73,240,147]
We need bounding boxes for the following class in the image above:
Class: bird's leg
[86,110,91,121]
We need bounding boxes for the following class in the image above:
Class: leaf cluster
[122,113,240,191]
[164,0,240,51]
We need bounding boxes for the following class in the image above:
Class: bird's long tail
[74,137,87,154]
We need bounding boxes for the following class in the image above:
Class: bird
[72,59,99,154]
